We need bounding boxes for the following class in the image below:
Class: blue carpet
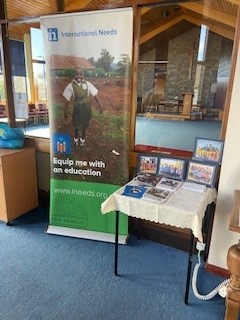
[0,208,228,320]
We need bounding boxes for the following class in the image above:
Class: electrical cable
[192,251,230,300]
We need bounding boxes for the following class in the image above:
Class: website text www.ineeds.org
[54,187,109,200]
[52,157,109,200]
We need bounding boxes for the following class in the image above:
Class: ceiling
[3,0,240,45]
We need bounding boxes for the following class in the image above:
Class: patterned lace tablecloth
[101,181,217,242]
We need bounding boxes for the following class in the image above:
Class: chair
[28,103,39,124]
[0,104,7,118]
[177,99,183,113]
[37,103,49,124]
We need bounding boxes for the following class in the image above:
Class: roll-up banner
[40,8,133,243]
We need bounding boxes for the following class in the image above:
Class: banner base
[46,225,128,244]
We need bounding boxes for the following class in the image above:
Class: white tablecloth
[101,181,217,242]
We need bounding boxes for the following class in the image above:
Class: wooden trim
[25,137,50,154]
[65,0,170,12]
[129,151,138,168]
[24,33,35,103]
[221,6,240,139]
[205,262,230,278]
[56,0,65,12]
[130,5,141,151]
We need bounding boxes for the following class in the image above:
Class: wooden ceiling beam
[226,0,240,5]
[180,3,236,28]
[140,12,235,45]
[183,14,235,40]
[140,16,183,44]
[141,7,151,15]
[65,0,93,11]
[65,0,167,11]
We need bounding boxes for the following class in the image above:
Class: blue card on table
[122,185,147,198]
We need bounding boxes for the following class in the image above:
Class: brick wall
[138,27,228,109]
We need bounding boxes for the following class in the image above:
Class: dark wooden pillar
[0,0,16,127]
[56,0,64,12]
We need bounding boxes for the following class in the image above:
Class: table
[101,180,217,304]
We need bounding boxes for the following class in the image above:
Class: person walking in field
[63,67,103,146]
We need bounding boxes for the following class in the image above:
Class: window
[22,27,49,138]
[0,47,5,101]
[0,27,50,137]
[197,24,209,62]
[136,1,236,153]
[31,27,48,104]
[0,40,27,116]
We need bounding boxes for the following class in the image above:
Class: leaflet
[121,185,147,199]
[143,187,172,203]
[156,177,182,192]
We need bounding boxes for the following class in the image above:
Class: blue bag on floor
[0,124,25,149]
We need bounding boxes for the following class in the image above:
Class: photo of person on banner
[63,67,103,146]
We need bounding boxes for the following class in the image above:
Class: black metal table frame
[114,210,195,305]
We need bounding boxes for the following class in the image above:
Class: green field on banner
[50,178,128,235]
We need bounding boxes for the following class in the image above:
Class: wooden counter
[0,147,39,223]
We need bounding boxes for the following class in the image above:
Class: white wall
[208,42,240,270]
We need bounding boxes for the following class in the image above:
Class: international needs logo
[48,28,58,41]
[53,133,71,155]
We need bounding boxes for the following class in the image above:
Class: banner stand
[40,8,133,242]
[46,225,128,244]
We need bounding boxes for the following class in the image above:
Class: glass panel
[31,28,47,102]
[30,28,45,60]
[24,27,49,138]
[0,51,6,102]
[136,0,237,152]
[197,25,209,62]
[32,62,47,102]
[10,40,26,76]
[12,76,28,119]
[0,69,7,118]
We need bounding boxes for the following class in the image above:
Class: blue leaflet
[121,185,147,198]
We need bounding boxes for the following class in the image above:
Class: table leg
[184,231,195,304]
[137,218,142,240]
[114,210,119,276]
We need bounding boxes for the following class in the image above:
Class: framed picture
[186,160,218,187]
[137,154,159,175]
[193,137,224,164]
[157,157,186,181]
